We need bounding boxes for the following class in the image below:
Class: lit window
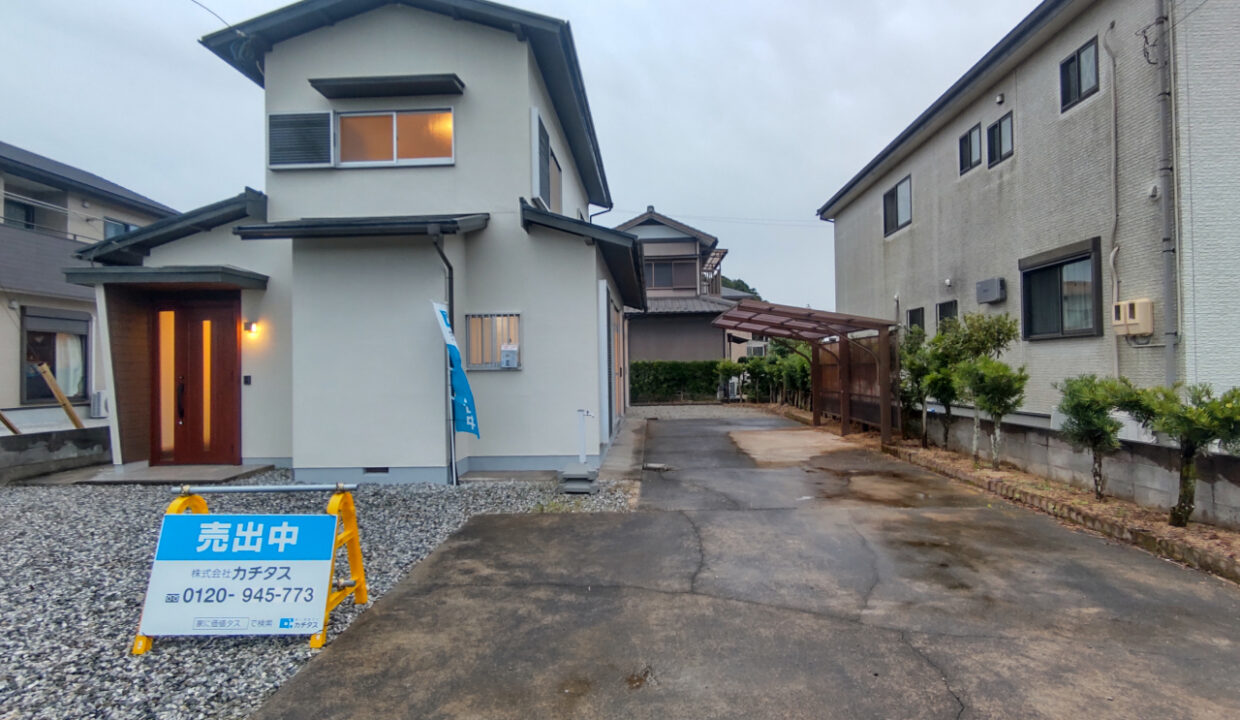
[21,307,89,404]
[338,110,453,165]
[987,113,1013,166]
[883,176,911,236]
[958,124,981,174]
[1020,239,1102,339]
[467,313,521,370]
[1060,38,1099,111]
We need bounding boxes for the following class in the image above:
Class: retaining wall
[0,427,111,484]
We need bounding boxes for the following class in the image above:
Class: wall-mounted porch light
[244,321,260,336]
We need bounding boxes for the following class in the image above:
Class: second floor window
[906,307,925,331]
[645,260,697,290]
[1060,38,1099,111]
[338,110,453,166]
[104,218,140,239]
[883,175,912,236]
[987,113,1013,166]
[958,125,981,174]
[4,199,35,230]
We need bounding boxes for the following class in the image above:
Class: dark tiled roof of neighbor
[0,224,94,301]
[635,295,737,316]
[0,140,176,217]
[721,286,757,300]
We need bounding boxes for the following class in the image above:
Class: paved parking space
[252,411,1240,719]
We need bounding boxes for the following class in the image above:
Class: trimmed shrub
[630,361,720,403]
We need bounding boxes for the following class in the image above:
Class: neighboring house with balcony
[67,0,644,483]
[819,0,1239,416]
[619,206,748,362]
[0,141,174,433]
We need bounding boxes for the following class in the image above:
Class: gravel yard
[0,471,626,720]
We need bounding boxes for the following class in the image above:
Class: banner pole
[445,346,458,486]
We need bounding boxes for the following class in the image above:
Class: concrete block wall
[932,415,1240,529]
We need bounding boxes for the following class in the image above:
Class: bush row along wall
[929,414,1240,530]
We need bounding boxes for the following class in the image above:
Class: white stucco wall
[1172,0,1240,392]
[832,0,1171,414]
[263,5,535,221]
[146,225,294,464]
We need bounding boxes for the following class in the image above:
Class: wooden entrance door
[150,296,240,465]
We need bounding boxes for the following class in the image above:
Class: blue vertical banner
[432,302,480,437]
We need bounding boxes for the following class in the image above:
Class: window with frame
[906,307,925,331]
[103,218,140,239]
[958,124,982,174]
[987,113,1013,166]
[1060,37,1099,111]
[21,307,89,404]
[936,300,958,328]
[882,175,912,236]
[644,259,697,289]
[338,110,454,165]
[1020,238,1101,339]
[467,313,521,370]
[4,199,35,230]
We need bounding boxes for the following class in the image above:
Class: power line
[188,0,233,29]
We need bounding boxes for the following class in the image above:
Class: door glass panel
[158,311,176,458]
[201,320,212,452]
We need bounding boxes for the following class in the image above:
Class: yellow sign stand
[132,488,368,655]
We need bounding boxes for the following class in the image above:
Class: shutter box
[268,113,332,167]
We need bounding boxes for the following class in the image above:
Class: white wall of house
[527,46,589,220]
[832,0,1176,414]
[263,5,535,222]
[1172,0,1240,391]
[145,225,294,465]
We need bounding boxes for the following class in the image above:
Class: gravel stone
[0,470,627,719]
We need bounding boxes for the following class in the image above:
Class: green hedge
[630,361,720,403]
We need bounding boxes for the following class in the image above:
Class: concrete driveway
[252,412,1240,719]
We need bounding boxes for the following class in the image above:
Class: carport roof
[712,299,894,341]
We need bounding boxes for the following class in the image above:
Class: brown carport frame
[712,299,898,443]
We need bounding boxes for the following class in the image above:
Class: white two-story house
[68,0,644,483]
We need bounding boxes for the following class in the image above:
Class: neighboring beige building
[619,207,751,363]
[819,0,1240,417]
[0,141,174,433]
[69,0,643,482]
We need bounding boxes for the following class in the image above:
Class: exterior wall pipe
[1102,21,1121,379]
[1155,0,1178,386]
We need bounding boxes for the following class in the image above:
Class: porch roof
[711,299,895,341]
[234,213,490,239]
[63,265,269,290]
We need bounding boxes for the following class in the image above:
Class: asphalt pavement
[250,412,1240,719]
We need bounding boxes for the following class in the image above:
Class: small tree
[968,358,1029,469]
[952,360,984,464]
[925,313,1019,450]
[899,326,933,447]
[1111,380,1240,527]
[1055,375,1123,500]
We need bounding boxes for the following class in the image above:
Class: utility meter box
[1112,298,1154,336]
[500,344,520,369]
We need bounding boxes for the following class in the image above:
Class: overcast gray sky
[1,0,1042,309]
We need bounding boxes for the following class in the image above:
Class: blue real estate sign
[138,514,337,637]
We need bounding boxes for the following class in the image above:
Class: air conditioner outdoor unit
[1112,298,1154,336]
[89,391,108,419]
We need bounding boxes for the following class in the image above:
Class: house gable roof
[0,140,177,218]
[816,0,1089,220]
[75,188,266,266]
[519,199,645,310]
[201,0,611,207]
[615,207,718,253]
